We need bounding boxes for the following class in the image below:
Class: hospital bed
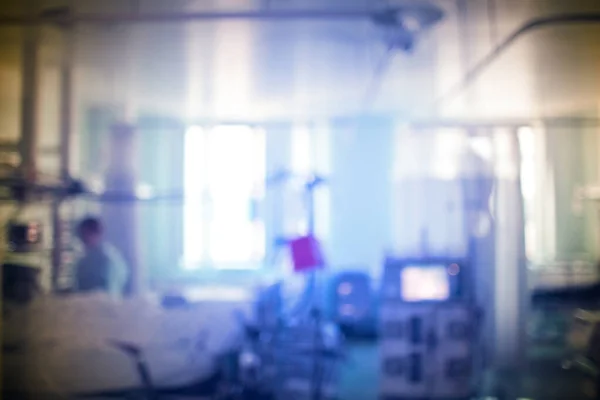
[2,290,254,399]
[3,276,346,400]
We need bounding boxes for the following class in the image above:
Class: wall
[0,26,21,145]
[328,117,394,276]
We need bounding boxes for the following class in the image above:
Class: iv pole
[265,171,326,317]
[265,170,328,400]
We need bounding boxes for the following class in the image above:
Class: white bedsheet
[3,292,252,396]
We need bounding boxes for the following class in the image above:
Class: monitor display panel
[401,265,450,302]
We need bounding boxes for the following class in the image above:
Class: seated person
[75,216,129,297]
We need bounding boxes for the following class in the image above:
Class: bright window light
[183,125,266,269]
[433,130,465,180]
[288,125,331,240]
[469,136,493,161]
[183,126,205,269]
[292,126,311,175]
[135,183,154,199]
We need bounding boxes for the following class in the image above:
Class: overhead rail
[0,5,443,25]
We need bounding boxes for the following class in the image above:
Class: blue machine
[331,270,377,338]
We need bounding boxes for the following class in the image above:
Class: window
[391,128,469,257]
[286,124,331,240]
[183,125,266,269]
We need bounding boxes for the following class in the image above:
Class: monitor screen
[401,265,450,302]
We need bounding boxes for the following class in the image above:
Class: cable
[358,45,396,113]
[433,13,600,110]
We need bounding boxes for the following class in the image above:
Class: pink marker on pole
[290,235,325,273]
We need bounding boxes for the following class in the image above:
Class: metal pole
[306,180,316,236]
[0,9,372,25]
[51,18,74,291]
[103,123,142,296]
[59,24,74,181]
[18,1,39,181]
[409,117,600,130]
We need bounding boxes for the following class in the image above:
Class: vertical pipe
[306,182,315,236]
[59,24,73,180]
[51,15,74,291]
[492,128,528,383]
[19,0,39,181]
[512,129,529,372]
[103,123,142,296]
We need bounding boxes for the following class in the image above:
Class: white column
[102,123,143,295]
[492,128,528,370]
[534,122,556,262]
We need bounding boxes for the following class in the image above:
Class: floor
[337,342,593,400]
[338,306,594,400]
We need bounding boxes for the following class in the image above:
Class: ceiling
[1,0,600,123]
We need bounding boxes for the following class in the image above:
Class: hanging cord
[358,44,396,114]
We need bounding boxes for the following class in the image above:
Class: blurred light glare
[184,286,252,302]
[433,131,464,180]
[469,136,493,161]
[448,263,460,276]
[135,183,153,199]
[88,177,105,193]
[338,282,353,296]
[182,125,265,269]
[402,15,422,32]
[340,304,355,316]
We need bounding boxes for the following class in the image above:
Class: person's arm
[106,247,129,298]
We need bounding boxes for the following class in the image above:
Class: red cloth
[289,235,325,273]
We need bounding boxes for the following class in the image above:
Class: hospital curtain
[546,122,600,262]
[79,106,116,184]
[76,109,185,284]
[75,106,121,220]
[137,115,185,283]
